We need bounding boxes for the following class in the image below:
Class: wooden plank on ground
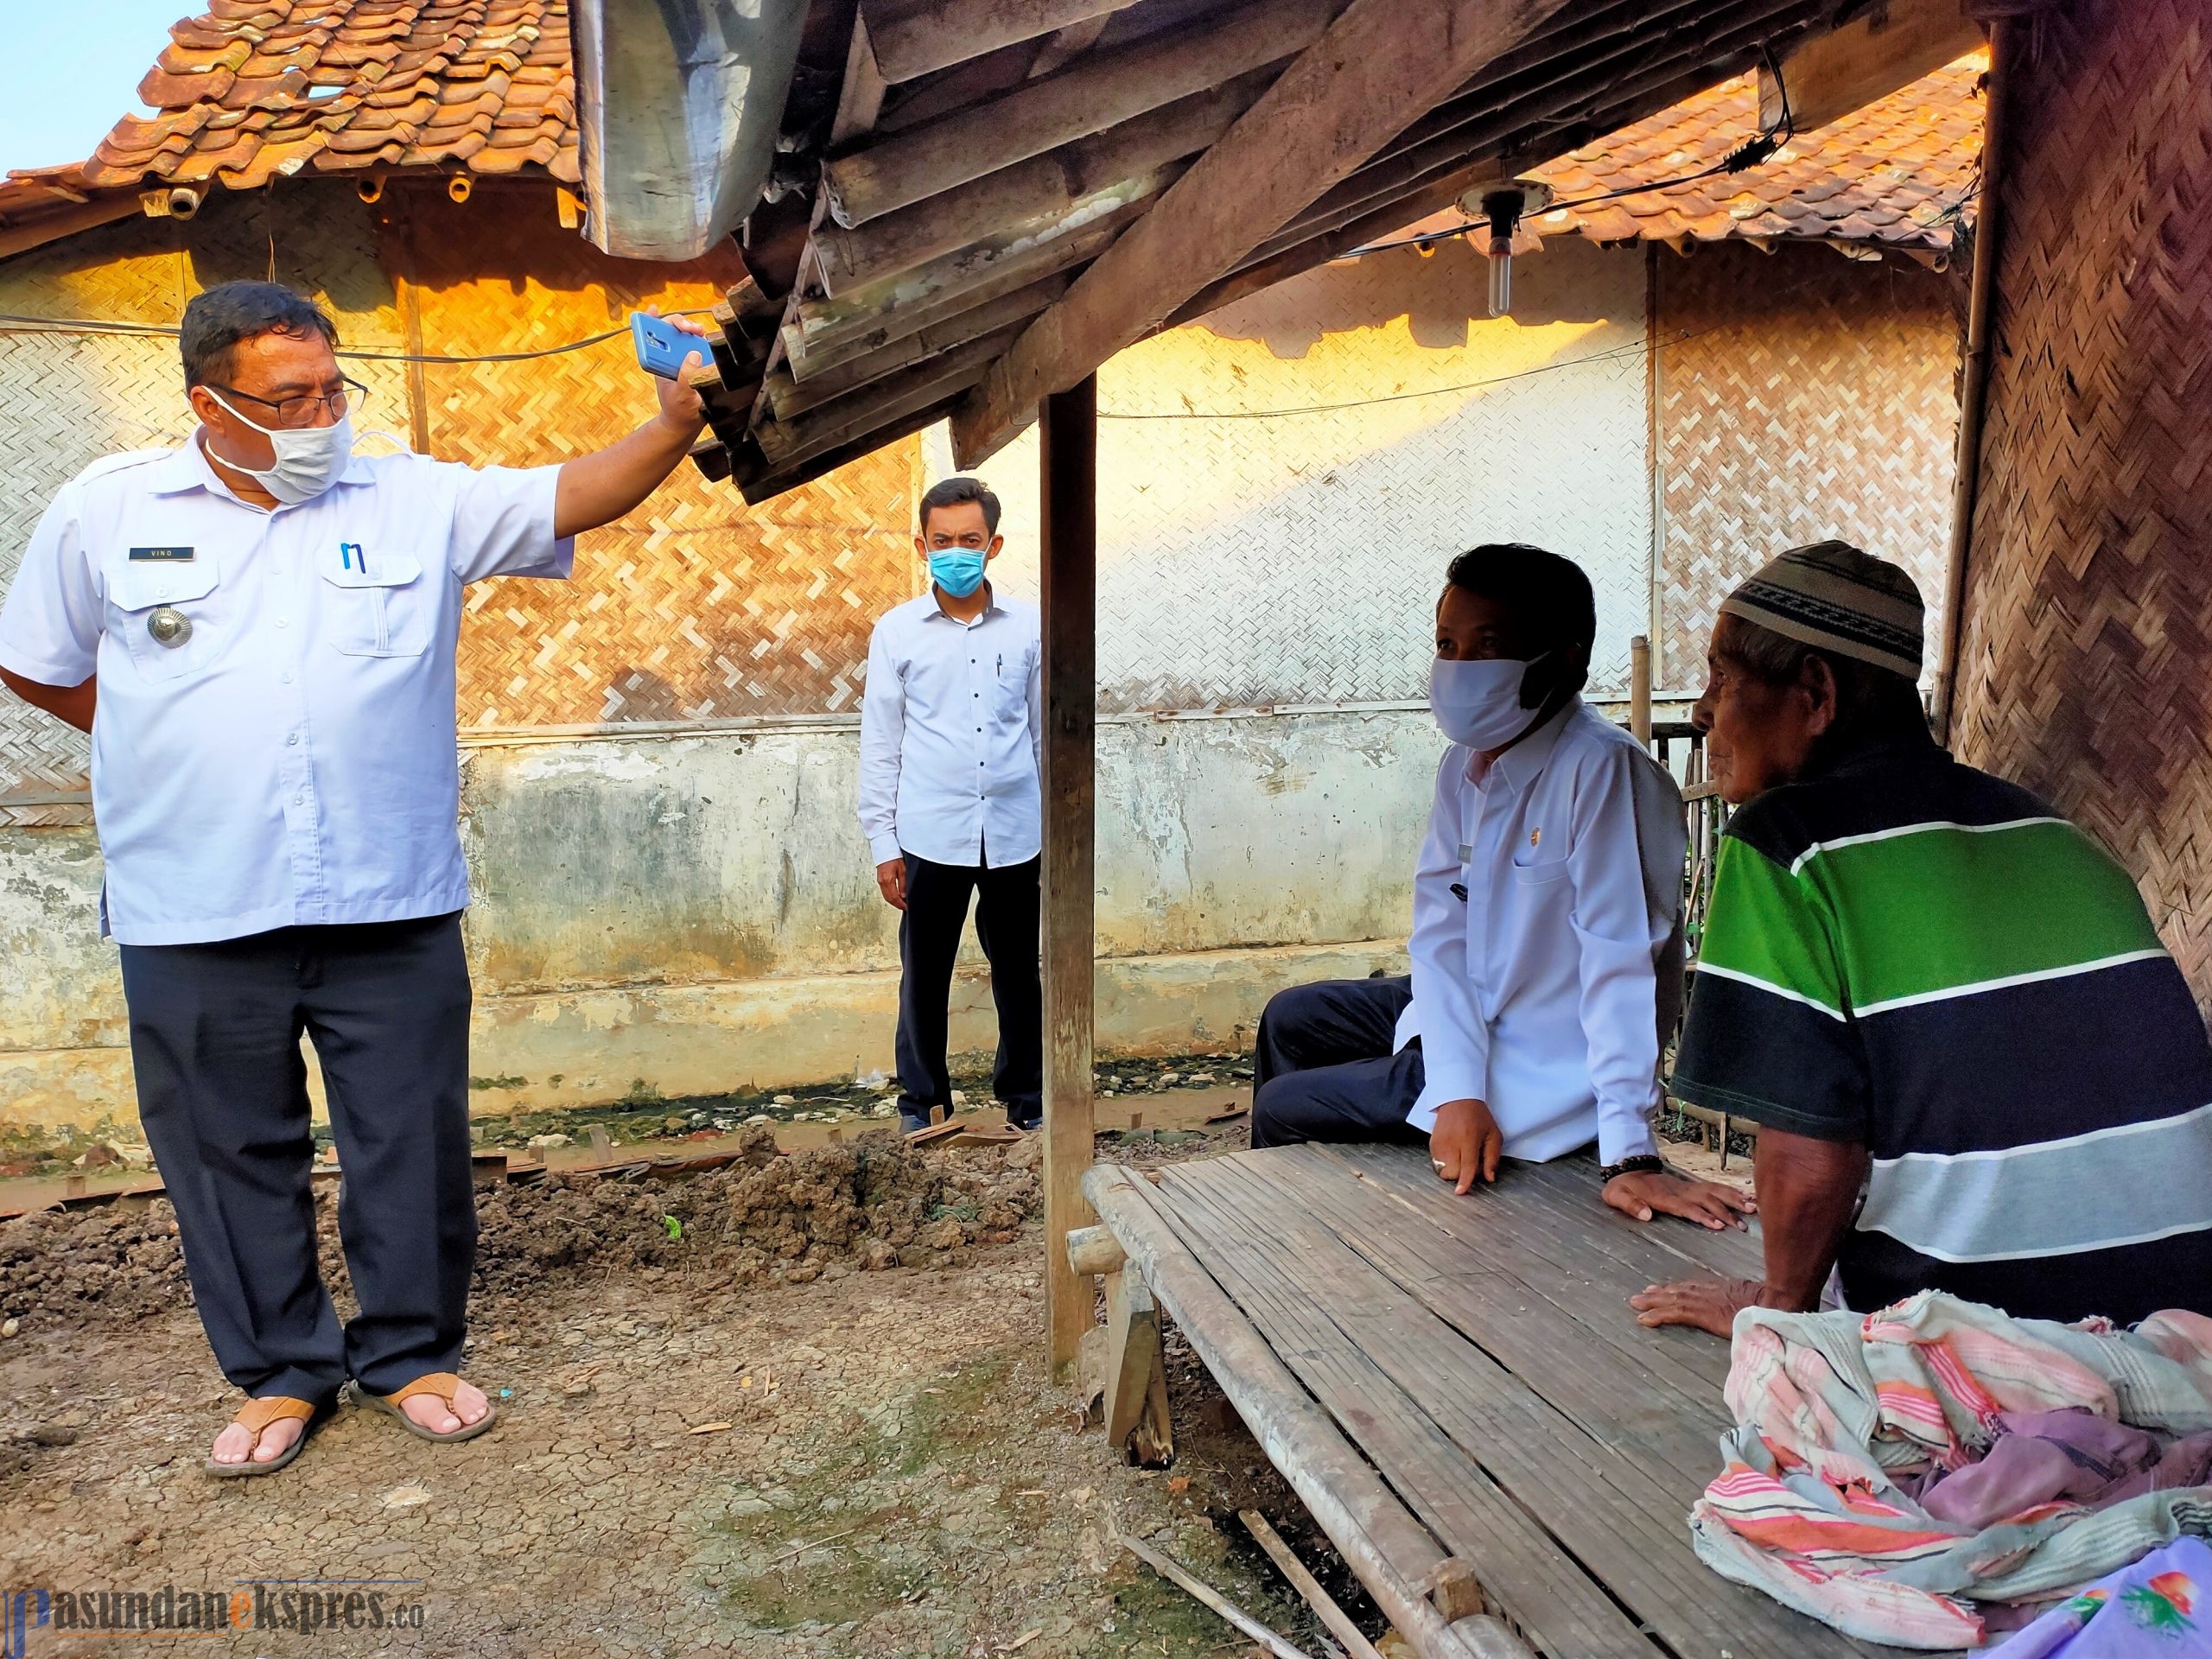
[1151,1156,1877,1659]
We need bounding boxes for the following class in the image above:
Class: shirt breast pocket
[319,551,430,658]
[992,652,1031,722]
[109,557,221,683]
[1511,855,1571,888]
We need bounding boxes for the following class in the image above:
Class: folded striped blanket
[1690,1293,2212,1649]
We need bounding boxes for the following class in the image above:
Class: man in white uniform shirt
[1249,545,1751,1230]
[858,477,1045,1135]
[0,282,715,1475]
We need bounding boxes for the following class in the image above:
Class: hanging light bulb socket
[1455,180,1554,320]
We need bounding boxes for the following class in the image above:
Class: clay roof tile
[1529,50,1986,256]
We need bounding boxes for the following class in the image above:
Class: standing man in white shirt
[0,281,715,1476]
[858,477,1045,1136]
[1249,545,1751,1230]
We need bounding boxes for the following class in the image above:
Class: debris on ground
[0,1126,1039,1332]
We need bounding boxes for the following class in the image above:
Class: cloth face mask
[1429,653,1547,749]
[928,549,988,598]
[208,395,355,505]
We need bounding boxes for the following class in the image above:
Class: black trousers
[1249,975,1430,1151]
[896,850,1042,1122]
[118,912,474,1403]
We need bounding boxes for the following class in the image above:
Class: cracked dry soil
[2,1123,1376,1658]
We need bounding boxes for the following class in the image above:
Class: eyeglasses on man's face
[206,373,370,429]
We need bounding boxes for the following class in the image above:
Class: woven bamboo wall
[0,183,921,823]
[389,187,919,728]
[1951,0,2212,994]
[1654,240,1962,690]
[0,190,416,824]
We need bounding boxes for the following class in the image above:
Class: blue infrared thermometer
[631,312,702,379]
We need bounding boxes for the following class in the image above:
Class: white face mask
[1429,654,1548,749]
[207,392,354,505]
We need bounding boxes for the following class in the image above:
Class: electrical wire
[1097,329,1659,420]
[1345,46,1801,261]
[1096,254,1891,422]
[0,306,720,365]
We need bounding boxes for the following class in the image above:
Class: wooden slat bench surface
[1092,1142,1923,1659]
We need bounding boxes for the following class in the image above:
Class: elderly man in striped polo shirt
[1632,542,2212,1336]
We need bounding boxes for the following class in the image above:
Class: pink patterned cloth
[1690,1294,2212,1649]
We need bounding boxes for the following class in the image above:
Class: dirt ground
[2,1092,1748,1659]
[0,1111,1376,1659]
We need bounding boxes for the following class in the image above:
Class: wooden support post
[1103,1264,1174,1466]
[1040,374,1099,1379]
[1629,634,1652,747]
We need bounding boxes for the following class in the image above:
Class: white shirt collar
[1485,697,1583,794]
[145,431,378,500]
[924,582,1004,626]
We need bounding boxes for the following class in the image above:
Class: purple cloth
[1917,1410,2212,1532]
[1988,1536,2212,1657]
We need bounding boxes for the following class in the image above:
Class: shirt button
[275,617,289,630]
[286,733,299,747]
[280,671,294,684]
[292,793,304,806]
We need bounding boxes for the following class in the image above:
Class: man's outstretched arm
[1629,1126,1866,1336]
[0,666,94,733]
[552,313,709,540]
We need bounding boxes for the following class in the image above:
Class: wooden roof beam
[1262,0,1821,258]
[865,0,1135,86]
[1168,153,1521,329]
[735,397,957,503]
[1367,0,1814,186]
[950,0,1581,466]
[822,0,1340,227]
[767,271,1073,421]
[783,193,1151,378]
[1761,0,1983,135]
[753,326,1020,474]
[810,72,1268,295]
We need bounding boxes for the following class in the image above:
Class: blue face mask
[928,548,988,599]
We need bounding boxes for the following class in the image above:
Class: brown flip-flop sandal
[354,1371,499,1443]
[203,1394,327,1478]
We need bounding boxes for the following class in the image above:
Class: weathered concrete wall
[0,709,1434,1140]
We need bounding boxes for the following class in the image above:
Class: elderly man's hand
[1604,1168,1756,1230]
[646,308,709,435]
[1629,1275,1764,1338]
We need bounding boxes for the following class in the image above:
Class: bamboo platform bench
[1077,1144,1916,1659]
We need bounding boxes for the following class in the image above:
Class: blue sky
[2,3,181,175]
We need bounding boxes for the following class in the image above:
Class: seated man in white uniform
[1249,545,1751,1228]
